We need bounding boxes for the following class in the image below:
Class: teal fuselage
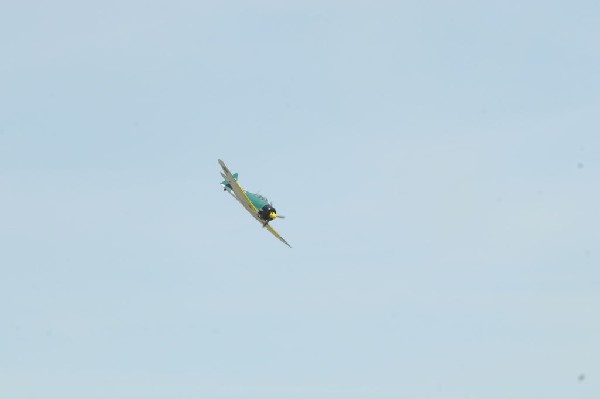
[221,172,273,217]
[245,191,269,210]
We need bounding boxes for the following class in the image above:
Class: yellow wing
[219,159,257,215]
[265,223,292,248]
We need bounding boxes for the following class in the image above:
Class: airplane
[218,159,291,248]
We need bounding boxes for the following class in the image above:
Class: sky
[1,1,599,398]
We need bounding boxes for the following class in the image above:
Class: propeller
[258,203,286,225]
[268,201,285,218]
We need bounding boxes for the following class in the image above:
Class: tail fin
[221,173,238,189]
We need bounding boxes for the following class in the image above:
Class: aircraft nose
[269,211,277,220]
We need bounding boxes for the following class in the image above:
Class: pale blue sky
[1,1,599,398]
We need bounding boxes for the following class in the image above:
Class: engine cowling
[258,204,277,222]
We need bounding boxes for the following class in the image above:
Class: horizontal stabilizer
[221,172,238,188]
